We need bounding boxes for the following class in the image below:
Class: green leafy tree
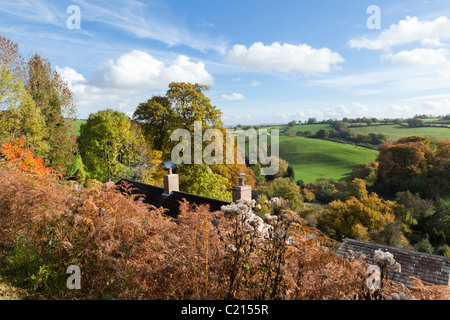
[415,236,434,254]
[78,109,154,182]
[257,177,302,212]
[178,164,232,202]
[315,177,336,203]
[133,95,174,151]
[315,129,329,139]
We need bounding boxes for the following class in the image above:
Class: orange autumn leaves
[0,138,51,175]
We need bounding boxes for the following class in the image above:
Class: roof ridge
[342,238,450,262]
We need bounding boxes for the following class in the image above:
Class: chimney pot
[232,173,252,203]
[164,171,179,195]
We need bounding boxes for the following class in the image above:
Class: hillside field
[350,124,450,141]
[277,136,378,184]
[73,119,87,136]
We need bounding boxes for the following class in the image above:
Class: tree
[178,164,232,202]
[257,177,302,212]
[322,193,396,241]
[352,161,378,187]
[315,177,336,203]
[315,129,329,139]
[0,36,46,153]
[407,118,425,128]
[78,109,157,182]
[394,191,435,226]
[376,136,434,195]
[288,120,297,127]
[415,236,434,254]
[133,95,174,151]
[0,138,51,175]
[345,178,369,200]
[166,82,223,131]
[26,54,77,172]
[134,82,223,160]
[307,118,317,124]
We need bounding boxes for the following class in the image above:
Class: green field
[278,136,378,184]
[350,124,450,141]
[73,119,87,136]
[266,123,332,135]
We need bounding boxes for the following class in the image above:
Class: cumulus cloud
[383,48,449,66]
[56,51,214,118]
[222,93,245,101]
[224,42,344,73]
[90,50,214,89]
[349,16,450,51]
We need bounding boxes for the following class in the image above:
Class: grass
[277,136,378,184]
[265,124,332,135]
[350,124,450,141]
[73,119,86,136]
[443,194,450,205]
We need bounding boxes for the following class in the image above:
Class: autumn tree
[166,82,223,130]
[0,138,51,175]
[26,54,77,172]
[322,193,396,241]
[78,109,161,182]
[0,36,46,152]
[376,136,434,196]
[134,82,256,190]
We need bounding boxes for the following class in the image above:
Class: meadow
[350,124,450,141]
[73,119,86,136]
[277,136,378,184]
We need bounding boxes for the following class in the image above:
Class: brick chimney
[232,173,252,203]
[163,168,179,195]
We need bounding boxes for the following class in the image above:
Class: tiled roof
[336,238,450,287]
[116,179,231,218]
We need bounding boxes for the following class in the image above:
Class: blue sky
[2,0,450,125]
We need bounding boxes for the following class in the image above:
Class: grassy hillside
[278,136,378,184]
[350,124,450,141]
[267,123,332,135]
[73,119,86,136]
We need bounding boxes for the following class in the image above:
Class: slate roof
[116,178,231,218]
[336,238,450,287]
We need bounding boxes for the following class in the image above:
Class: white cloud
[224,42,344,73]
[349,16,450,51]
[222,93,245,101]
[90,50,214,90]
[383,48,449,66]
[251,79,262,87]
[56,66,86,87]
[56,51,214,118]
